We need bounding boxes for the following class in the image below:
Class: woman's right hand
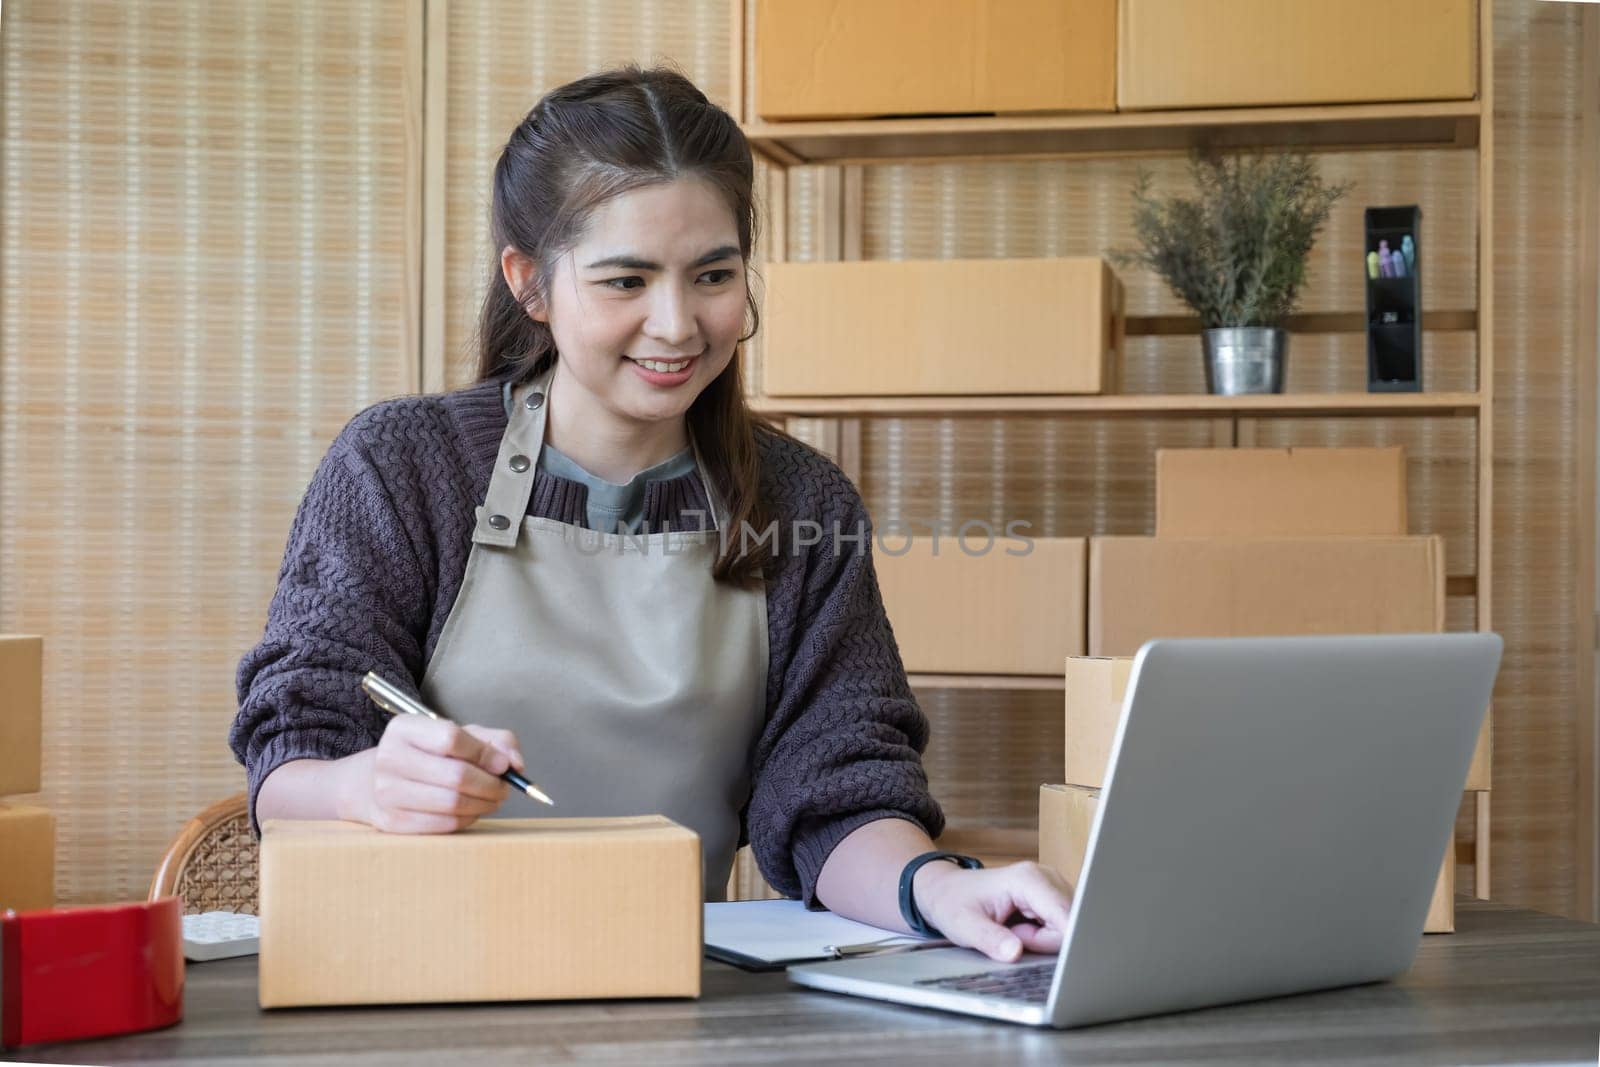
[341,715,526,833]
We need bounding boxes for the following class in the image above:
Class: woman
[231,66,1071,964]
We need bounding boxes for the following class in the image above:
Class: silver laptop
[788,633,1501,1028]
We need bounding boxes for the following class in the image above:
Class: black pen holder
[1364,205,1423,392]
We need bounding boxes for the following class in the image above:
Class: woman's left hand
[913,860,1075,963]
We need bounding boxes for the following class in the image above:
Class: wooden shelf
[752,391,1483,419]
[745,100,1481,168]
[1128,309,1477,336]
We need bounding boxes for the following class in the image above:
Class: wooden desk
[7,900,1600,1065]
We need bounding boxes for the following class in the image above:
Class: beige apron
[420,367,769,900]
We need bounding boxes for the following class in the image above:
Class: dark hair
[476,66,786,586]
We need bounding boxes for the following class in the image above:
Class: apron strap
[472,372,553,548]
[474,365,731,545]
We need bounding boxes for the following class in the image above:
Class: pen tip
[526,784,555,806]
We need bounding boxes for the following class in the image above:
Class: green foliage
[1110,152,1351,329]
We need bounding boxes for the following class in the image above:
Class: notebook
[703,899,945,971]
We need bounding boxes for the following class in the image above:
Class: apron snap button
[509,454,531,473]
[525,391,545,410]
[487,513,511,531]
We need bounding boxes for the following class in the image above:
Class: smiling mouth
[625,349,703,373]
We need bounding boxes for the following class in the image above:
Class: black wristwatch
[898,851,984,938]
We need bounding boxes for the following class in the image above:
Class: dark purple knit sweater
[229,376,943,904]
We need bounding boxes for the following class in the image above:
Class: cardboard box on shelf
[0,635,43,796]
[1063,657,1134,790]
[755,0,1117,121]
[876,537,1087,675]
[258,816,701,1008]
[1087,534,1490,791]
[1038,784,1098,895]
[1156,447,1408,538]
[1088,536,1445,656]
[761,258,1122,397]
[1118,0,1476,110]
[1039,784,1457,933]
[0,803,55,912]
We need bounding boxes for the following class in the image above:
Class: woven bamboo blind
[0,0,417,903]
[1,0,1591,918]
[1484,0,1592,918]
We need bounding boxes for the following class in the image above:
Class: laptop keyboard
[915,961,1056,1004]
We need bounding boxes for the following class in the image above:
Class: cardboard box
[877,537,1086,675]
[1063,657,1134,789]
[259,816,701,1008]
[756,0,1117,120]
[1063,655,1486,792]
[0,635,43,796]
[1465,716,1490,793]
[0,803,55,911]
[1426,846,1454,934]
[1088,536,1444,657]
[1039,784,1098,895]
[1152,452,1488,791]
[762,259,1122,397]
[1156,447,1407,538]
[1118,0,1476,110]
[1086,534,1492,790]
[1039,785,1455,931]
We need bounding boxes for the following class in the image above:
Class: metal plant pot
[1202,327,1287,395]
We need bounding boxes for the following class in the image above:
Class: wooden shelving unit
[732,0,1495,899]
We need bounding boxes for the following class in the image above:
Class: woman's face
[515,176,747,428]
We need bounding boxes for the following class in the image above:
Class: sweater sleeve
[229,413,433,830]
[745,447,945,905]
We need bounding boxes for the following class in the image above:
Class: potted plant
[1111,151,1350,395]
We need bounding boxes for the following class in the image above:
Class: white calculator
[181,910,260,962]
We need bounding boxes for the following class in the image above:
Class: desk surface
[7,899,1600,1066]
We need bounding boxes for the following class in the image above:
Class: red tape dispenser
[1,897,184,1051]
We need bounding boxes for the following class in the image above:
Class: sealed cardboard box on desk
[0,635,43,796]
[0,802,55,911]
[756,0,1116,120]
[876,537,1086,675]
[1039,784,1099,895]
[258,816,701,1008]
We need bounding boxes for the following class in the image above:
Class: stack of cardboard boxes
[876,448,1477,932]
[0,634,53,911]
[1040,447,1478,933]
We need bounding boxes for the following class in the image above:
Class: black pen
[360,670,555,806]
